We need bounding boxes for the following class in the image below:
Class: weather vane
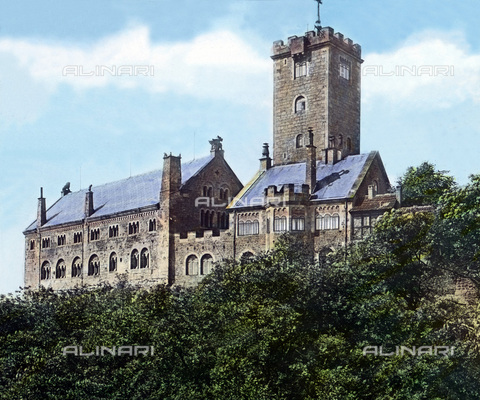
[314,0,323,32]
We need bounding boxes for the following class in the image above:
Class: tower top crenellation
[272,27,361,60]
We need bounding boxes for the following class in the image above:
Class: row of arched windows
[40,248,150,280]
[238,220,259,236]
[200,210,229,229]
[186,254,214,276]
[202,186,230,199]
[130,248,150,269]
[316,214,340,230]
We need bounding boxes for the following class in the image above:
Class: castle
[23,24,399,290]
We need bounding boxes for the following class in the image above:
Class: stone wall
[272,28,362,165]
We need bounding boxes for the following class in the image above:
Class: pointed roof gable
[229,152,378,209]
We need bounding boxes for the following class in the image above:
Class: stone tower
[271,27,363,165]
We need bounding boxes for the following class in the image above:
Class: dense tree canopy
[398,161,456,206]
[2,165,480,399]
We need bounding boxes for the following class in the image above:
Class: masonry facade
[24,26,399,290]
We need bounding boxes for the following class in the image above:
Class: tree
[398,162,456,206]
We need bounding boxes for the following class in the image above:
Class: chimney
[306,128,317,193]
[85,185,94,217]
[396,185,402,207]
[259,143,272,171]
[37,187,46,227]
[161,153,182,194]
[367,185,374,199]
[209,136,224,158]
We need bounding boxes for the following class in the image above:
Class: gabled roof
[25,154,214,232]
[230,152,375,209]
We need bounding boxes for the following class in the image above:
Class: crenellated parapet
[272,27,362,61]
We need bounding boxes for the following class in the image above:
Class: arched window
[207,187,213,198]
[296,134,304,148]
[238,221,245,236]
[203,186,207,196]
[224,188,229,200]
[338,134,343,147]
[200,210,205,227]
[109,252,117,272]
[88,255,100,276]
[245,220,252,235]
[332,214,340,230]
[253,220,259,235]
[201,254,214,275]
[41,261,50,280]
[324,215,332,230]
[186,255,199,276]
[219,188,224,199]
[131,249,139,269]
[295,96,306,113]
[72,257,82,277]
[315,214,323,230]
[140,248,149,269]
[56,259,66,279]
[346,137,352,152]
[148,219,156,232]
[318,247,333,265]
[240,252,254,263]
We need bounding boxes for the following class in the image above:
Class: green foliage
[398,162,456,206]
[5,169,480,399]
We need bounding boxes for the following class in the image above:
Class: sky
[1,0,479,294]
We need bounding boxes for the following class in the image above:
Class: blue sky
[1,0,479,294]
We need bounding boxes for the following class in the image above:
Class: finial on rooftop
[314,0,323,32]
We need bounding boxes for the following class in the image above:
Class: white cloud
[362,30,480,109]
[0,26,271,115]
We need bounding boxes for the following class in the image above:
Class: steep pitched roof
[25,155,214,232]
[229,152,374,209]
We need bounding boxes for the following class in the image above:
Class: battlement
[175,229,231,242]
[272,27,361,60]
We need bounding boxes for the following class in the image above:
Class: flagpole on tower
[314,0,323,32]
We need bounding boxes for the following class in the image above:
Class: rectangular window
[339,57,351,80]
[274,217,287,232]
[291,217,305,231]
[295,61,307,78]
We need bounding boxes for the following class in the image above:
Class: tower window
[340,57,351,80]
[295,96,306,113]
[296,134,304,148]
[346,137,352,152]
[294,61,307,78]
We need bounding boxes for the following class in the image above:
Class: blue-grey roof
[230,153,372,209]
[25,155,213,231]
